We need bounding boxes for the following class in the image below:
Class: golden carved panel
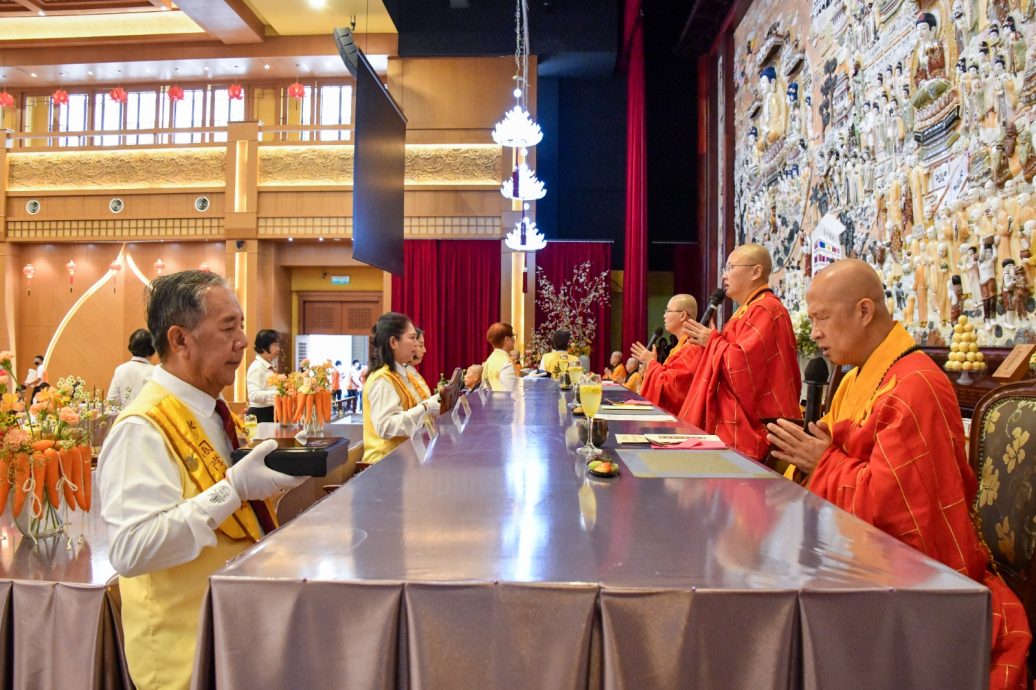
[8,148,226,191]
[6,218,224,242]
[258,144,501,186]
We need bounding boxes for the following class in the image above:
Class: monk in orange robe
[768,259,1030,690]
[631,293,701,415]
[678,244,800,460]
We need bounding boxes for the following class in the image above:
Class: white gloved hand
[226,439,306,501]
[422,393,442,417]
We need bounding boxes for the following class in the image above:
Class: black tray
[230,436,350,477]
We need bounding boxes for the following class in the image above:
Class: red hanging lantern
[153,258,165,276]
[52,89,68,106]
[108,87,127,104]
[0,92,14,109]
[22,263,35,296]
[167,85,184,102]
[65,259,77,293]
[287,81,305,100]
[110,259,122,293]
[228,83,244,100]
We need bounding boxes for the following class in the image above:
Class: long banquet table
[193,379,991,689]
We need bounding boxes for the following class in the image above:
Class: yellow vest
[483,349,513,391]
[540,350,575,378]
[406,367,432,400]
[362,365,419,464]
[114,380,266,690]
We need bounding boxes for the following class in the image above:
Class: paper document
[595,413,677,422]
[617,449,775,479]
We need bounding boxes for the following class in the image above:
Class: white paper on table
[595,413,677,422]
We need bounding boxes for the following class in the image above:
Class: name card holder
[992,344,1036,383]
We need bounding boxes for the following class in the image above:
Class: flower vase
[12,455,69,542]
[304,400,323,438]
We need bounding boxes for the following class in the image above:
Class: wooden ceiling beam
[9,0,44,14]
[172,0,266,45]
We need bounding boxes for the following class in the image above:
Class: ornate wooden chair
[970,378,1036,673]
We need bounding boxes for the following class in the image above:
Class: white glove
[226,439,306,501]
[422,394,442,417]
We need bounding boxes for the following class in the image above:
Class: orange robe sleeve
[638,343,703,415]
[678,292,801,460]
[810,353,1031,690]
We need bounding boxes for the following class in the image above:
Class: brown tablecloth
[194,380,990,689]
[0,476,131,689]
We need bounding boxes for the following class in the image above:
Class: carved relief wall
[733,0,1036,346]
[8,148,226,190]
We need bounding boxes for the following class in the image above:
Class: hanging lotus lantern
[199,262,210,273]
[0,92,14,109]
[287,82,305,100]
[108,87,127,104]
[167,85,184,102]
[110,259,122,293]
[65,259,77,293]
[153,258,165,276]
[22,264,35,295]
[51,89,69,106]
[228,83,244,100]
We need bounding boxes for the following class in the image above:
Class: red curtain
[535,241,612,374]
[391,239,501,382]
[620,0,647,354]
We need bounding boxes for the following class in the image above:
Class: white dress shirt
[246,356,277,408]
[107,357,155,406]
[367,361,440,440]
[482,349,517,392]
[23,367,38,387]
[98,366,244,578]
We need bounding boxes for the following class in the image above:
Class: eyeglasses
[663,309,686,315]
[723,263,760,273]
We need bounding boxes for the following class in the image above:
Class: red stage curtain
[391,239,500,382]
[620,0,647,355]
[535,241,612,374]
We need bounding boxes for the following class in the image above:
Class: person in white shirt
[107,329,156,406]
[245,329,280,423]
[481,322,518,392]
[349,359,364,412]
[98,270,304,689]
[362,312,441,464]
[23,354,44,401]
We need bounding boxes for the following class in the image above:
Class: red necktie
[214,399,277,534]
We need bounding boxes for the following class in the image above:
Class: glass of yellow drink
[578,373,603,457]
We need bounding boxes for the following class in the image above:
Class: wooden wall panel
[6,192,226,221]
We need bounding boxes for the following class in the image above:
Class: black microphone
[803,356,830,427]
[700,287,727,324]
[644,326,664,352]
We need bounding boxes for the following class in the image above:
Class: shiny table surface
[200,380,990,689]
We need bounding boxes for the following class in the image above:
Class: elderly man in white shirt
[98,271,304,690]
[107,329,156,406]
[245,329,280,423]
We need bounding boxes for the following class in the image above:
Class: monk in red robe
[677,244,801,460]
[631,293,701,415]
[768,259,1030,690]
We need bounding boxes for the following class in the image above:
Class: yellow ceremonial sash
[483,349,512,391]
[407,368,432,400]
[117,381,266,542]
[663,336,690,364]
[823,322,917,428]
[731,285,771,321]
[362,365,419,464]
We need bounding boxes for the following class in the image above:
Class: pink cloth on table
[648,438,727,450]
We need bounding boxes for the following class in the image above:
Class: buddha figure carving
[757,65,787,148]
[913,13,947,88]
[786,81,802,143]
[1006,16,1026,74]
[908,155,929,228]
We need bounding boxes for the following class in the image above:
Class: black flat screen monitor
[334,27,406,276]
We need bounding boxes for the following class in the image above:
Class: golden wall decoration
[258,144,501,186]
[6,217,224,241]
[8,148,226,191]
[257,215,502,239]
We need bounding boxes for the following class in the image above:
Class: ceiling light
[308,0,326,7]
[37,10,44,15]
[88,71,94,76]
[30,73,37,78]
[264,64,270,70]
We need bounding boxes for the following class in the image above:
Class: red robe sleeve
[810,359,1030,690]
[678,293,801,460]
[638,344,703,415]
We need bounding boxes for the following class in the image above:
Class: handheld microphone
[644,326,664,351]
[700,288,727,325]
[803,356,830,427]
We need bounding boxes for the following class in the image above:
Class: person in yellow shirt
[482,322,518,391]
[538,329,576,376]
[362,313,441,464]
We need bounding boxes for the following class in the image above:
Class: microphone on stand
[644,326,664,352]
[803,356,830,427]
[699,287,727,325]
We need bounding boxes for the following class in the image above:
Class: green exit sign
[330,276,351,285]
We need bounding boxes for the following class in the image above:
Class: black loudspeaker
[333,27,360,77]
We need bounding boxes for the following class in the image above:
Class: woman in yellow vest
[362,312,440,464]
[482,322,518,391]
[406,327,433,399]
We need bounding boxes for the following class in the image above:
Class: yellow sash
[731,285,771,321]
[406,368,432,400]
[117,381,266,542]
[663,336,690,364]
[362,365,419,464]
[823,322,917,427]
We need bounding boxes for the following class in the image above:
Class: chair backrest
[970,378,1036,626]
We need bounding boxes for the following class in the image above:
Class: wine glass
[558,355,571,389]
[243,414,258,442]
[578,373,603,457]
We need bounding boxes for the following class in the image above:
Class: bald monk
[605,351,627,383]
[678,244,800,460]
[631,293,701,415]
[768,259,1030,690]
[622,357,643,394]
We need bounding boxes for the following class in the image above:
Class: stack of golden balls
[944,315,986,373]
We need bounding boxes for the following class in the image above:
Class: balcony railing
[8,123,354,150]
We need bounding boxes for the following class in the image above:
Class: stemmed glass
[558,355,571,389]
[578,373,603,457]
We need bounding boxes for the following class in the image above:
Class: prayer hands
[630,341,657,365]
[681,320,714,346]
[766,419,831,474]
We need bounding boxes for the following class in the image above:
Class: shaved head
[723,244,773,303]
[806,259,894,366]
[732,244,773,279]
[663,293,699,335]
[670,294,698,315]
[809,259,889,315]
